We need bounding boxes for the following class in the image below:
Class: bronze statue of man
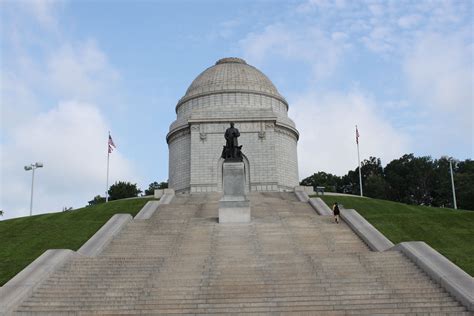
[222,122,243,161]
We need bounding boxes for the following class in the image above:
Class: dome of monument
[178,57,286,105]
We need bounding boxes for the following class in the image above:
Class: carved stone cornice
[175,90,289,114]
[274,124,299,141]
[167,119,299,143]
[166,126,190,144]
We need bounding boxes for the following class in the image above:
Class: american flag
[108,134,116,153]
[356,126,360,145]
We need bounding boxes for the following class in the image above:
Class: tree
[301,154,474,211]
[0,210,3,217]
[431,157,454,207]
[361,157,384,179]
[455,159,474,210]
[384,154,413,202]
[340,156,385,196]
[300,172,342,192]
[384,154,435,205]
[88,195,105,206]
[144,181,168,195]
[364,174,388,199]
[108,181,142,201]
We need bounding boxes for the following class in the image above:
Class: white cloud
[403,33,473,127]
[368,4,384,16]
[19,0,60,30]
[0,73,40,130]
[361,26,395,53]
[239,24,287,63]
[397,14,422,28]
[402,31,473,158]
[290,90,409,178]
[240,24,348,81]
[0,101,137,220]
[296,0,346,13]
[216,18,242,39]
[48,40,120,99]
[0,4,132,220]
[239,0,472,164]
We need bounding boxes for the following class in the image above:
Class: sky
[1,0,472,220]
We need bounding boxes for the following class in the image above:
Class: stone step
[27,296,454,308]
[14,192,467,314]
[39,275,436,285]
[14,305,468,314]
[13,311,472,316]
[18,300,463,310]
[28,287,454,298]
[33,285,446,297]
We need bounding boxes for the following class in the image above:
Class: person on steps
[332,202,340,224]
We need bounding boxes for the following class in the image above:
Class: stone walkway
[13,192,470,315]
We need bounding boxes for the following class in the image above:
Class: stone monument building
[167,57,300,193]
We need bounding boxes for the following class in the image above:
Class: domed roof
[178,57,287,106]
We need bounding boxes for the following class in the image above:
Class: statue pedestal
[219,162,250,223]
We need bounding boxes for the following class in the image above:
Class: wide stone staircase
[13,192,471,315]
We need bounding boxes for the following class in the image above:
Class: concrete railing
[78,214,133,256]
[1,195,171,314]
[0,249,78,315]
[135,189,175,219]
[294,190,309,202]
[340,208,473,310]
[295,191,333,216]
[134,201,161,220]
[391,242,474,311]
[299,194,473,311]
[340,209,394,251]
[309,198,333,216]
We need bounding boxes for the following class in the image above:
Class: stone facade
[167,57,299,193]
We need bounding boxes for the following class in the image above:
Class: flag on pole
[108,134,116,153]
[356,126,360,144]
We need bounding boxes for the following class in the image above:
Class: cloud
[0,73,40,130]
[361,26,395,53]
[397,14,422,28]
[290,90,409,178]
[0,4,131,220]
[240,24,348,81]
[403,32,473,126]
[402,31,473,158]
[293,0,471,57]
[238,0,472,162]
[216,18,242,39]
[0,101,137,220]
[296,0,347,13]
[48,40,120,100]
[18,0,60,30]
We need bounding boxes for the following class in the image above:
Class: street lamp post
[24,162,44,216]
[449,159,457,210]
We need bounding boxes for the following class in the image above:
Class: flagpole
[356,125,363,197]
[106,131,110,203]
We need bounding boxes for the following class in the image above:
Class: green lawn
[0,198,153,286]
[318,195,474,276]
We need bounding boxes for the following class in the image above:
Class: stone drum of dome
[167,57,299,193]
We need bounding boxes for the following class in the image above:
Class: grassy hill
[0,198,153,286]
[318,195,474,276]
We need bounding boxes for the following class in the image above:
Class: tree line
[300,154,474,211]
[88,181,168,206]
